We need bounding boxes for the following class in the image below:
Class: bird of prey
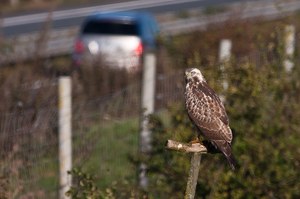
[184,68,236,170]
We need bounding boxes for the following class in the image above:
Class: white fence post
[219,39,232,102]
[284,25,295,72]
[58,76,72,199]
[219,39,232,90]
[139,53,156,190]
[219,39,232,63]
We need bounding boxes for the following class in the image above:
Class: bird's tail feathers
[213,140,237,171]
[224,152,237,171]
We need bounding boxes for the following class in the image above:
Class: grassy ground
[11,116,139,198]
[73,117,139,188]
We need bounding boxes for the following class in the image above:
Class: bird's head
[185,68,206,83]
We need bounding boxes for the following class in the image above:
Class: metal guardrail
[0,28,78,64]
[1,0,300,65]
[161,0,300,35]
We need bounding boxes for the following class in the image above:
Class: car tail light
[135,42,143,56]
[74,39,85,53]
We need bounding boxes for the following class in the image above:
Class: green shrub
[66,168,146,199]
[144,57,300,198]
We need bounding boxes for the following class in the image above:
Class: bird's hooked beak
[185,69,193,79]
[185,71,190,78]
[185,71,191,83]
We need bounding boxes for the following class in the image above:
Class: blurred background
[0,0,300,198]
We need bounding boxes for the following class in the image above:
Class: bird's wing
[197,82,229,125]
[188,83,232,142]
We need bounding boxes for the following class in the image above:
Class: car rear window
[82,20,139,35]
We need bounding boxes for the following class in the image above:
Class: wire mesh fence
[0,80,59,198]
[0,65,187,198]
[1,20,300,197]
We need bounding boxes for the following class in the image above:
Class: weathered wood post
[139,52,157,189]
[283,25,295,72]
[58,76,72,199]
[166,140,207,199]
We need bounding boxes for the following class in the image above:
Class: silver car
[73,11,159,72]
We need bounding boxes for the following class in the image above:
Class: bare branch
[165,139,207,153]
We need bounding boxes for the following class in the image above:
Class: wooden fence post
[166,140,207,199]
[139,53,157,189]
[185,153,202,199]
[58,76,72,199]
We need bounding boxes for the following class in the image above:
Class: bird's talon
[189,137,201,145]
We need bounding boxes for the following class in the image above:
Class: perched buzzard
[184,68,236,170]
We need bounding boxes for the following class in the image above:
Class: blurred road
[1,0,300,64]
[2,0,255,37]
